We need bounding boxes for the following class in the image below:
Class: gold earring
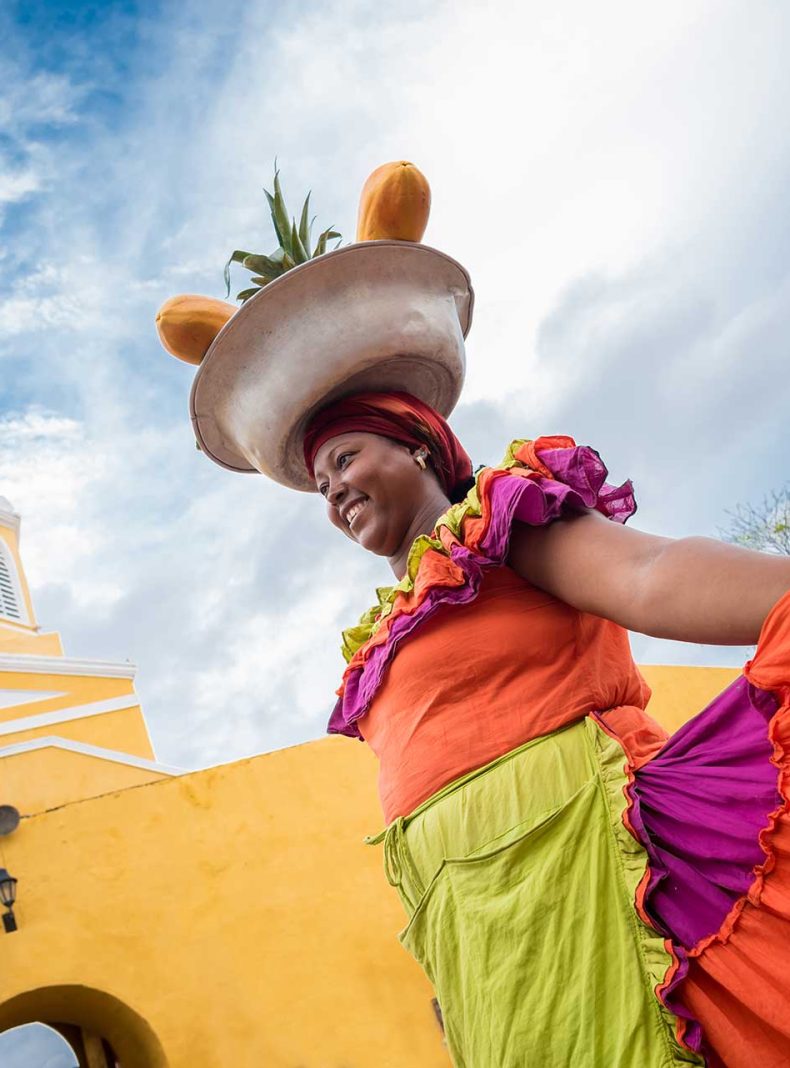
[414,449,427,470]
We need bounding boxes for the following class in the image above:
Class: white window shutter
[0,545,24,622]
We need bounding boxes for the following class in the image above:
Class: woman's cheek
[327,505,349,539]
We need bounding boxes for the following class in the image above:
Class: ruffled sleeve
[328,435,636,738]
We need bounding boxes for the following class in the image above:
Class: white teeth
[347,500,367,525]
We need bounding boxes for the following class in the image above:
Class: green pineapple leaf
[271,168,293,253]
[263,188,287,251]
[290,219,309,264]
[236,287,263,302]
[242,253,285,277]
[224,249,256,297]
[298,193,312,257]
[225,163,342,301]
[313,227,341,258]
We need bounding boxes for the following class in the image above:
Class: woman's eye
[319,484,328,497]
[337,452,352,469]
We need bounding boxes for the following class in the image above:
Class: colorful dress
[329,436,790,1068]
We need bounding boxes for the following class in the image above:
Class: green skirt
[370,718,703,1068]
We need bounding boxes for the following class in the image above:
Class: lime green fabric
[371,719,704,1067]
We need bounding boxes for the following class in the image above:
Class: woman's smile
[346,497,369,530]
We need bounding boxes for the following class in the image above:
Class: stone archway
[0,986,167,1068]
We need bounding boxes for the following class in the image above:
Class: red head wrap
[303,391,473,499]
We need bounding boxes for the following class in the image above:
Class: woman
[188,240,790,1066]
[304,391,790,1068]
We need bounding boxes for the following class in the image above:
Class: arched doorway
[0,986,166,1068]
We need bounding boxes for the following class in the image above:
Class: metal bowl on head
[189,240,474,491]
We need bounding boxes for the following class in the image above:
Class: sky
[0,1022,77,1067]
[2,0,790,1059]
[2,2,790,767]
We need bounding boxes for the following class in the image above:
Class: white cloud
[0,168,42,204]
[0,63,84,227]
[0,70,82,133]
[2,0,790,770]
[0,293,88,337]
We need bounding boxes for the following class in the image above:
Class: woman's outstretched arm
[508,511,790,645]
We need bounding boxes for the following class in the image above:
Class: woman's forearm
[639,536,790,644]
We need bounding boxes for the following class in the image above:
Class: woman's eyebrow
[327,439,356,464]
[315,440,352,481]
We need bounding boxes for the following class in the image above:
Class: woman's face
[312,431,443,558]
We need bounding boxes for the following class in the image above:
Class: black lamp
[0,868,18,933]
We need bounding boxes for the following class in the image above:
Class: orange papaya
[155,295,236,365]
[355,160,431,243]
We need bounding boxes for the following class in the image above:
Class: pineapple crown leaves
[224,162,342,303]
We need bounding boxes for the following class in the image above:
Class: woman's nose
[327,480,345,506]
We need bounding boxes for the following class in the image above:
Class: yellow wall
[0,627,63,655]
[0,662,159,813]
[0,671,140,719]
[0,736,449,1068]
[641,663,740,732]
[0,707,156,763]
[0,747,169,813]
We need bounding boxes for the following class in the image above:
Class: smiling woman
[180,170,790,1066]
[313,406,790,1068]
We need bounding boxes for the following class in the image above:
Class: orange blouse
[358,565,660,822]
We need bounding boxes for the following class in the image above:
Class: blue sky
[0,1021,77,1067]
[2,0,790,768]
[1,1,790,1058]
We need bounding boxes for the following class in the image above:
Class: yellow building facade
[0,496,740,1066]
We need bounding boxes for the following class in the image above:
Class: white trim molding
[0,695,140,735]
[0,688,66,711]
[0,505,20,537]
[0,654,137,678]
[0,736,184,776]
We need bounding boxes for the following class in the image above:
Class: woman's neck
[388,489,452,580]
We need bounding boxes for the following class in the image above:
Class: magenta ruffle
[627,675,781,1056]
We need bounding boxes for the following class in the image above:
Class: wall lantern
[0,868,18,933]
